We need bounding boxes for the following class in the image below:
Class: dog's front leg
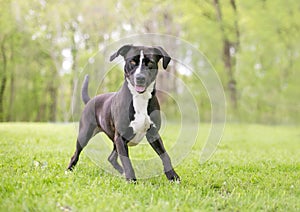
[114,134,136,182]
[146,127,180,182]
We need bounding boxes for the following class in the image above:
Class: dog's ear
[110,45,133,61]
[153,46,171,69]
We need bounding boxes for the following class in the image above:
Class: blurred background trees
[0,0,299,124]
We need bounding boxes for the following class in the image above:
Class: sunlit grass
[0,123,299,211]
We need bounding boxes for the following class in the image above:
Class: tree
[1,0,299,123]
[213,0,239,109]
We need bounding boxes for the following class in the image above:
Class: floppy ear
[153,46,171,69]
[110,44,133,61]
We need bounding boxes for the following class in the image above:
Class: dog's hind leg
[67,139,84,171]
[108,145,124,174]
[67,124,98,171]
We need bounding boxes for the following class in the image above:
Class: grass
[0,122,299,211]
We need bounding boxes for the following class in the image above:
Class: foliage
[0,123,299,211]
[0,0,299,123]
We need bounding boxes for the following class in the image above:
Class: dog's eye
[147,61,155,68]
[130,60,136,66]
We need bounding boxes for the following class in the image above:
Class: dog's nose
[135,74,146,85]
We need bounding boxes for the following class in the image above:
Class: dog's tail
[81,75,90,104]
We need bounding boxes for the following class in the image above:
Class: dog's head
[110,45,171,94]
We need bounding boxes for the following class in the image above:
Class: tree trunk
[48,81,58,122]
[48,51,60,122]
[0,36,7,121]
[70,24,81,121]
[213,0,239,109]
[36,103,46,121]
[7,71,15,121]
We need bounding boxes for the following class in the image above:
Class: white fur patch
[126,79,155,146]
[134,50,144,77]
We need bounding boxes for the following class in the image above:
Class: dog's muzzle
[134,73,146,93]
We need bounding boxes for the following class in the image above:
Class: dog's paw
[170,177,181,184]
[165,170,181,183]
[126,178,137,184]
[169,175,181,184]
[65,167,75,175]
[65,166,74,173]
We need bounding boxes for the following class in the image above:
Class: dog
[67,45,180,182]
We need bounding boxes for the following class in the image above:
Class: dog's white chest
[130,112,152,133]
[128,113,152,146]
[127,96,153,146]
[127,80,155,146]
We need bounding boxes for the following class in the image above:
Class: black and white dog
[67,45,180,182]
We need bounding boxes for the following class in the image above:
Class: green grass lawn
[0,123,299,211]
